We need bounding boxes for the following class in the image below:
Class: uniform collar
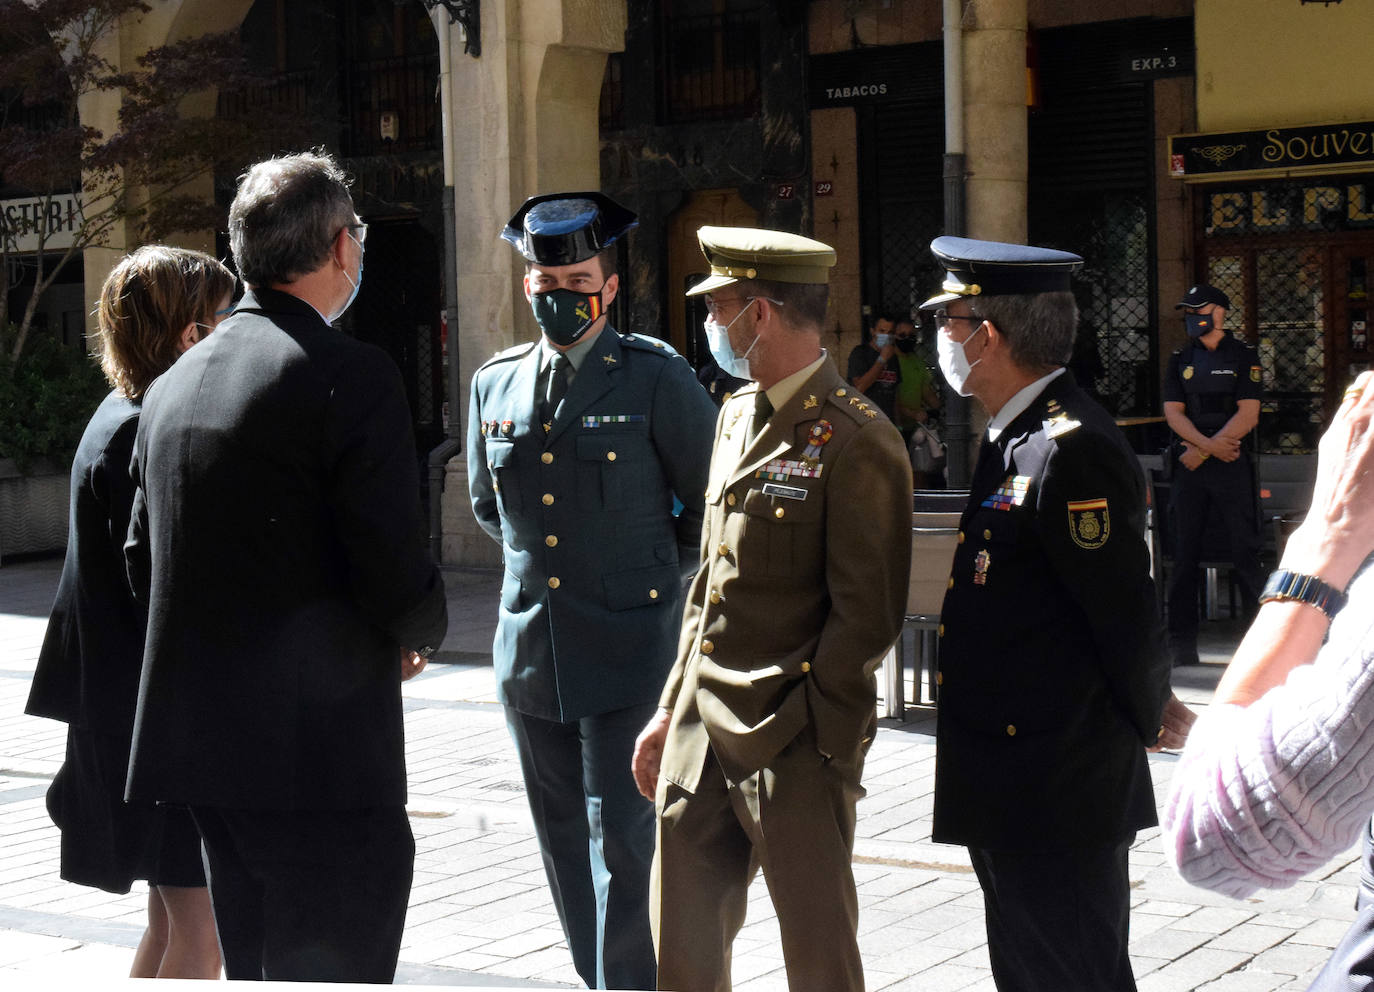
[763,352,828,414]
[540,325,608,374]
[987,367,1065,441]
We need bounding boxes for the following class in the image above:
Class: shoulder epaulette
[619,332,680,358]
[479,341,536,369]
[1045,414,1082,440]
[827,385,879,424]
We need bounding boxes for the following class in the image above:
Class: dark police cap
[500,192,637,266]
[1175,284,1231,310]
[920,236,1083,311]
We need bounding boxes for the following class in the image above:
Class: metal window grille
[658,8,761,124]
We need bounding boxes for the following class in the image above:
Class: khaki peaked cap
[686,226,837,297]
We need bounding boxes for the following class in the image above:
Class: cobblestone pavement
[0,557,1360,990]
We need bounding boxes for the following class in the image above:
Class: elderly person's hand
[1283,371,1374,591]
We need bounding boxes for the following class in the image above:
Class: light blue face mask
[332,231,364,321]
[704,298,760,380]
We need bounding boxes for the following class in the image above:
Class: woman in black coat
[26,245,235,979]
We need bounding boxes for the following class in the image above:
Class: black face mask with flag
[531,287,604,347]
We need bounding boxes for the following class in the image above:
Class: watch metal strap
[1259,569,1348,620]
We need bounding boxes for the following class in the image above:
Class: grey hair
[228,151,356,287]
[732,277,830,331]
[971,291,1078,370]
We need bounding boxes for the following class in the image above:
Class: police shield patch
[1067,498,1110,550]
[1250,365,1261,383]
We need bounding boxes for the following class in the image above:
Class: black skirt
[46,727,205,894]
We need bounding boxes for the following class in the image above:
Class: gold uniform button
[983,529,992,540]
[542,493,555,505]
[935,671,944,686]
[649,588,659,600]
[548,577,561,589]
[727,493,737,507]
[545,535,558,548]
[801,661,811,673]
[957,531,965,544]
[607,451,617,462]
[836,388,848,397]
[541,452,554,464]
[1006,725,1016,737]
[947,576,955,589]
[774,507,785,519]
[937,623,945,637]
[718,543,730,557]
[709,590,722,604]
[700,639,714,655]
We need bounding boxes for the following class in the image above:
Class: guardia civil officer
[1162,284,1265,666]
[632,227,912,991]
[925,237,1185,992]
[467,192,716,990]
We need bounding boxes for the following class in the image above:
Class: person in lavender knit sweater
[1164,369,1374,989]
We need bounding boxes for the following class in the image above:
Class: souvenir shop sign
[1171,121,1374,181]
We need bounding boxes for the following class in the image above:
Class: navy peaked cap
[1175,283,1231,310]
[500,192,638,266]
[920,236,1083,311]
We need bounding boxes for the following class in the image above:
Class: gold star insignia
[803,394,818,410]
[863,409,877,419]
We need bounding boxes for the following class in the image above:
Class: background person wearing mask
[847,310,902,420]
[27,245,234,980]
[1161,283,1265,667]
[467,192,716,990]
[124,151,447,982]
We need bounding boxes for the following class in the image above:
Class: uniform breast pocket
[486,439,521,514]
[576,432,651,510]
[740,485,823,577]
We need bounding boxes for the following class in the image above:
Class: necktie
[971,434,1005,495]
[541,353,570,432]
[749,391,773,441]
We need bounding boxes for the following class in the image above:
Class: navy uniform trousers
[1166,452,1265,658]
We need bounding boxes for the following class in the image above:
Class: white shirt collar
[987,367,1065,442]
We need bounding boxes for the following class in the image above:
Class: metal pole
[942,0,972,488]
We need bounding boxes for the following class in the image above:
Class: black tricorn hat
[500,192,638,266]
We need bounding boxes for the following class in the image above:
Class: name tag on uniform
[762,483,808,501]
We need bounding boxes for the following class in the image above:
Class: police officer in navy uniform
[1162,284,1265,666]
[925,237,1185,992]
[467,192,717,990]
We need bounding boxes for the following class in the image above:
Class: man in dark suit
[125,151,447,983]
[923,237,1183,992]
[632,227,912,991]
[467,192,716,989]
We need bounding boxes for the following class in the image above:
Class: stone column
[961,0,1027,244]
[440,0,626,566]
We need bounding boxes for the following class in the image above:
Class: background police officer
[925,236,1184,992]
[467,192,717,990]
[1162,284,1265,667]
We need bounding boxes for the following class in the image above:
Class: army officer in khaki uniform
[632,227,912,991]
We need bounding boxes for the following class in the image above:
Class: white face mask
[704,298,760,380]
[937,321,985,397]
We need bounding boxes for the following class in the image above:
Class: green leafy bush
[0,329,108,474]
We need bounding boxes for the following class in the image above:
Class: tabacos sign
[0,194,82,253]
[1171,121,1374,180]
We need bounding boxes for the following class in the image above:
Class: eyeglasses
[934,311,983,332]
[703,295,785,319]
[344,222,368,246]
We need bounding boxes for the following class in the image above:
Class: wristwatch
[1259,569,1348,620]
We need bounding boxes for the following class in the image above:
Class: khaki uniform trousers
[651,727,864,992]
